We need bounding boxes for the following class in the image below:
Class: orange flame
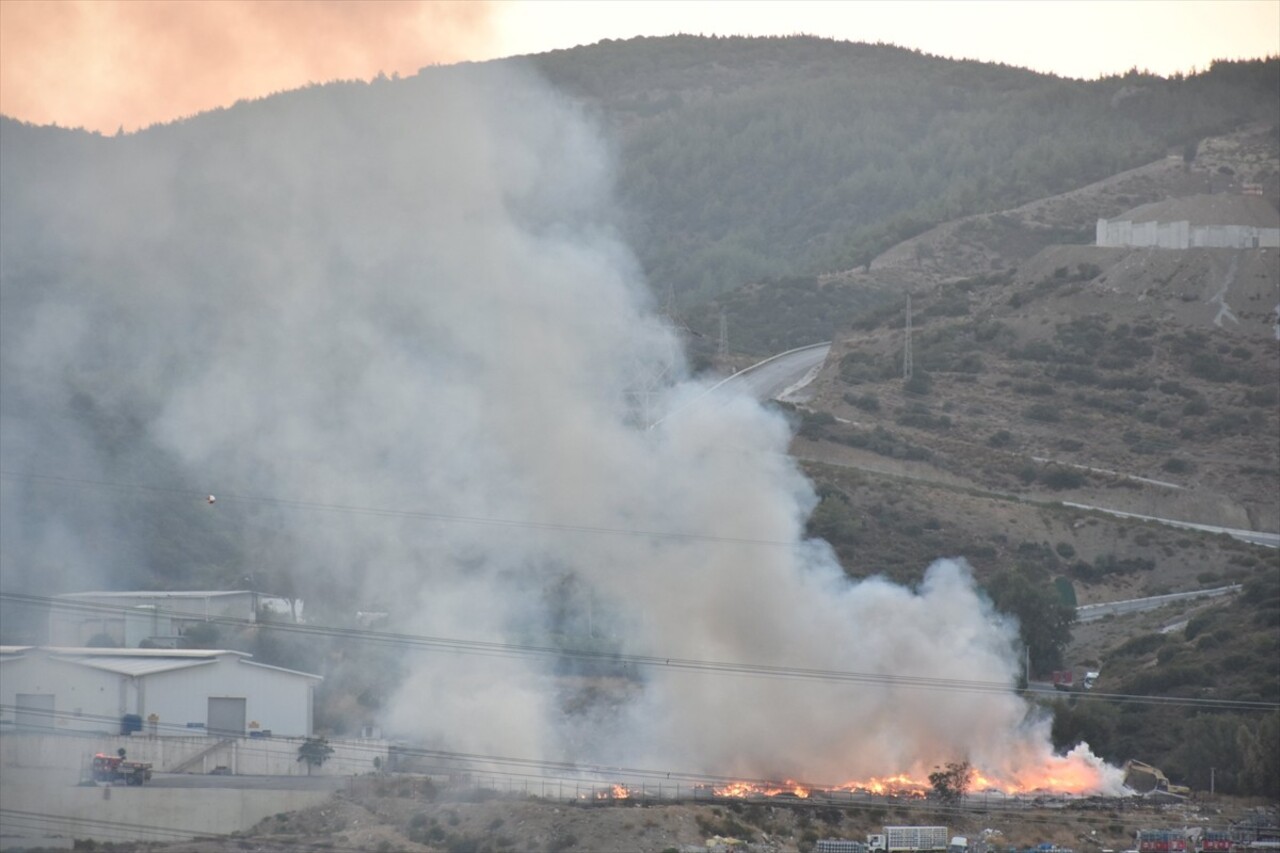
[708,752,1117,800]
[713,780,810,798]
[594,784,631,800]
[831,774,931,796]
[829,758,1111,796]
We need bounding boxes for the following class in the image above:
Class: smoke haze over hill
[0,64,1123,789]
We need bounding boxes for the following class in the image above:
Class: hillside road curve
[724,342,832,402]
[1075,584,1243,623]
[648,342,830,429]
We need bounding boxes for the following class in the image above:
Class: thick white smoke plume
[0,64,1118,791]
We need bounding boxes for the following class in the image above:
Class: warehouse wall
[141,658,316,736]
[0,656,127,734]
[1,652,317,737]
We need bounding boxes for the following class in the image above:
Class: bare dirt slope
[796,126,1278,544]
[791,452,1267,603]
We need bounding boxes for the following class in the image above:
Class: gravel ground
[64,782,1277,853]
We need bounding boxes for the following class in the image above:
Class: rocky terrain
[791,126,1278,560]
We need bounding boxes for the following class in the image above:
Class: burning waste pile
[1,65,1125,798]
[584,750,1122,804]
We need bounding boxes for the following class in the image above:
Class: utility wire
[0,700,1266,824]
[0,703,1200,811]
[0,769,1217,852]
[0,808,373,851]
[4,593,1276,712]
[0,808,224,843]
[0,469,798,548]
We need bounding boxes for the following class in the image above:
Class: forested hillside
[531,37,1279,315]
[1051,571,1279,797]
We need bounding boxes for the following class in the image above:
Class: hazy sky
[1,0,1277,134]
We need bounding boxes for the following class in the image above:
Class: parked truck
[868,827,951,853]
[1052,670,1075,691]
[1136,831,1188,853]
[91,750,153,786]
[1197,831,1230,853]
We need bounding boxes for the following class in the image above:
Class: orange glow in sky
[0,0,495,133]
[1,0,1276,135]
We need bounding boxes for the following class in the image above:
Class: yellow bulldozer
[1122,759,1190,797]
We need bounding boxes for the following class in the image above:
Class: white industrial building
[1097,193,1280,249]
[0,646,320,737]
[48,589,300,648]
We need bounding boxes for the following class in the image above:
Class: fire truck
[91,750,153,786]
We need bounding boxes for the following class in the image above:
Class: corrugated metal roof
[42,647,247,658]
[8,646,320,680]
[52,654,218,676]
[58,590,266,599]
[241,659,323,681]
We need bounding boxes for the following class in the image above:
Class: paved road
[1061,502,1279,549]
[724,342,831,402]
[1075,584,1243,622]
[648,342,830,428]
[1025,680,1067,696]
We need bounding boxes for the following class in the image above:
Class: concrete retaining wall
[0,767,334,849]
[0,730,387,776]
[1097,218,1280,249]
[0,732,388,848]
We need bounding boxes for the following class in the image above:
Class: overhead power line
[0,810,213,845]
[4,593,1276,712]
[0,789,1192,853]
[0,470,797,549]
[0,705,1205,818]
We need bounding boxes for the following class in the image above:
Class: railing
[165,738,234,773]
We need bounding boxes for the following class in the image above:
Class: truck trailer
[868,827,951,853]
[1136,831,1189,853]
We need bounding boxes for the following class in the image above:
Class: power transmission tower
[718,311,728,360]
[902,295,914,380]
